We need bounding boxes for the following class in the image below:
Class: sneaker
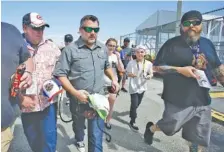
[75,141,85,152]
[121,87,128,92]
[129,122,139,132]
[105,122,112,130]
[144,122,154,145]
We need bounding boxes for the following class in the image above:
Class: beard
[180,28,202,45]
[87,38,96,44]
[81,35,96,46]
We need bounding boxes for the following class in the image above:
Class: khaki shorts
[1,127,13,152]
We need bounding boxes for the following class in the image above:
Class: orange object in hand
[11,65,26,97]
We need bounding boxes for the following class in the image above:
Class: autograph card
[194,69,211,89]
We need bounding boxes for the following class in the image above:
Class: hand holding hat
[75,90,90,103]
[88,93,110,120]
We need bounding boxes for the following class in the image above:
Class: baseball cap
[181,10,202,24]
[124,37,130,42]
[42,79,63,102]
[88,93,110,120]
[64,34,73,43]
[22,12,50,28]
[135,45,147,51]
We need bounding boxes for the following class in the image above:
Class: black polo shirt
[154,36,221,107]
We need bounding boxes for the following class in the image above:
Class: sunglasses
[182,20,201,27]
[29,25,45,31]
[82,27,100,33]
[107,44,117,48]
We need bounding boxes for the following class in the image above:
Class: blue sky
[2,1,224,45]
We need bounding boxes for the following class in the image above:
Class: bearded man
[144,10,224,152]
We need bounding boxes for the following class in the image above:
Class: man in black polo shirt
[144,10,224,152]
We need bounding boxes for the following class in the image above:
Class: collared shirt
[21,35,61,113]
[126,60,153,94]
[53,37,110,100]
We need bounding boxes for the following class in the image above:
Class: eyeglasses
[182,20,201,27]
[107,44,117,48]
[82,27,100,33]
[29,25,45,31]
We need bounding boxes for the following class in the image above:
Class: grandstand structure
[120,7,224,63]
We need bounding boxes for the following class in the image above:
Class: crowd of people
[1,9,224,152]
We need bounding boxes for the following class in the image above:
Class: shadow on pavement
[112,111,130,126]
[105,123,162,152]
[109,111,161,151]
[56,123,73,152]
[8,124,32,152]
[208,124,224,152]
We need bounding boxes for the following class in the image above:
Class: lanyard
[189,42,200,66]
[137,59,146,74]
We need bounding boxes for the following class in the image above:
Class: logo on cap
[36,15,43,20]
[44,82,54,92]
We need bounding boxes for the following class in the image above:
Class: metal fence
[120,7,224,61]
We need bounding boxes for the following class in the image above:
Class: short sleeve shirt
[154,36,221,107]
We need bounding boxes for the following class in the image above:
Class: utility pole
[175,0,182,36]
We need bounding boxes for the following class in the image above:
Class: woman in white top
[126,45,153,132]
[104,38,125,129]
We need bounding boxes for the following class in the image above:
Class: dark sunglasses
[107,44,116,48]
[182,20,201,27]
[29,25,45,31]
[82,27,100,33]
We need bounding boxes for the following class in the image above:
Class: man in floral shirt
[19,12,61,152]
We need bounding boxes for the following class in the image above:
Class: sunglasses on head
[182,20,201,27]
[82,27,100,33]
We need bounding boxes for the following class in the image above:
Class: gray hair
[80,15,99,27]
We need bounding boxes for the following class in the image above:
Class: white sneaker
[75,141,85,152]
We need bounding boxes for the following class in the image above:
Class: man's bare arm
[153,65,179,74]
[24,57,34,73]
[153,65,198,79]
[213,64,224,86]
[19,57,34,88]
[57,76,79,96]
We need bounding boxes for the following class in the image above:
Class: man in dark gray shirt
[53,15,119,152]
[1,22,33,152]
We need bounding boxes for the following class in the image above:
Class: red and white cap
[22,12,50,28]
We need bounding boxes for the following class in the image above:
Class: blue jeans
[70,101,104,152]
[21,104,57,152]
